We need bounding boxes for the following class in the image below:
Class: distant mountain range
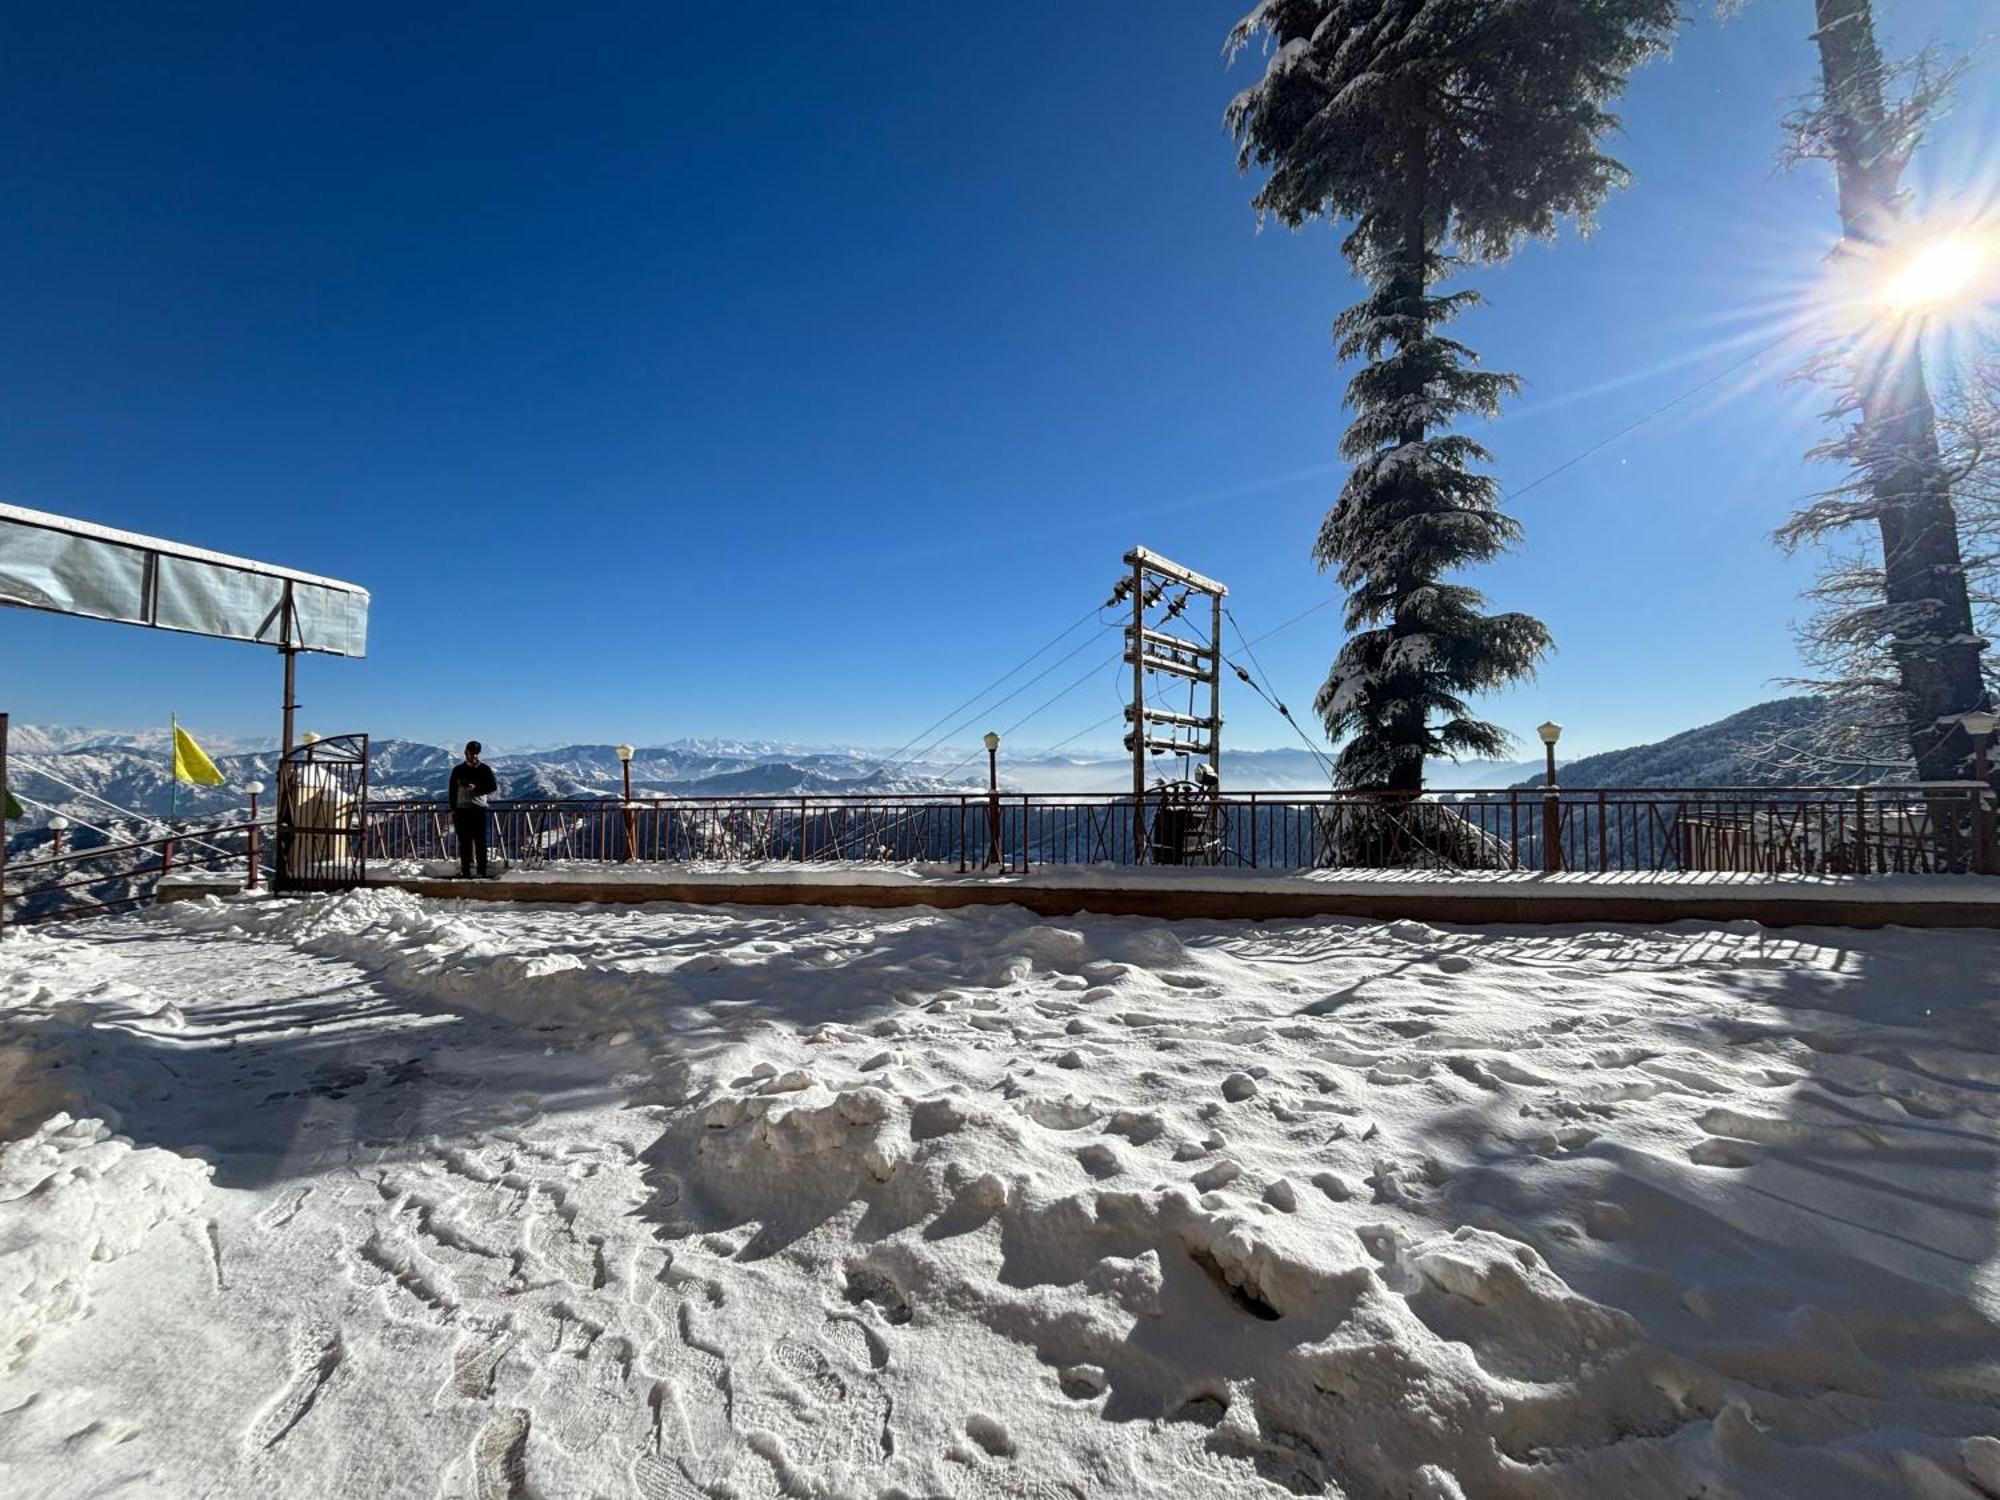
[1508,697,1883,790]
[5,699,1860,856]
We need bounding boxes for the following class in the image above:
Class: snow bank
[0,1113,210,1374]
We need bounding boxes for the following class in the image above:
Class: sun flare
[1881,234,1992,312]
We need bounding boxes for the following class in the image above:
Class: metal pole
[1542,740,1561,875]
[1131,556,1146,864]
[280,583,299,760]
[1977,734,1995,876]
[1209,590,1224,787]
[986,745,1001,868]
[621,758,634,864]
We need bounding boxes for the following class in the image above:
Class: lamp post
[984,731,1002,869]
[615,744,636,863]
[1963,710,1998,785]
[47,814,69,859]
[1537,721,1563,875]
[1961,710,1998,876]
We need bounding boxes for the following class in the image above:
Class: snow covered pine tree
[1226,0,1678,792]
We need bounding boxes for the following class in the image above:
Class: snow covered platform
[3,890,1999,1497]
[373,859,2000,929]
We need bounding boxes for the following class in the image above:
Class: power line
[884,620,1123,779]
[1193,329,1802,763]
[1224,607,1336,780]
[860,602,1107,780]
[1243,592,1341,647]
[1025,710,1124,761]
[944,335,1799,772]
[13,760,250,860]
[938,647,1126,779]
[1503,327,1795,506]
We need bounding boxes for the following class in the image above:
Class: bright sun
[1881,234,1991,312]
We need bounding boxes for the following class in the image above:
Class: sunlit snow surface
[2,891,1998,1499]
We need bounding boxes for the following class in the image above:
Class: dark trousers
[453,809,489,875]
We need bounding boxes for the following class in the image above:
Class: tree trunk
[1384,145,1431,797]
[1812,0,1987,781]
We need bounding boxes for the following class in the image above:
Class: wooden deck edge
[371,877,2000,930]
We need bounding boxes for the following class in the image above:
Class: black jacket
[448,761,498,813]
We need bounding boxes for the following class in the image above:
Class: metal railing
[361,783,1997,878]
[1,820,267,932]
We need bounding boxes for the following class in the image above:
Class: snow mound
[639,1070,1724,1497]
[0,1113,210,1374]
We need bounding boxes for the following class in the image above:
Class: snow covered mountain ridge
[2,722,1572,840]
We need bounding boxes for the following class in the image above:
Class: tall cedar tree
[1227,0,1677,790]
[1772,0,1988,783]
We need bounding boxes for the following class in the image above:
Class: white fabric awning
[0,503,369,658]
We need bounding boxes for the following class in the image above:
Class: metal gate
[275,733,370,892]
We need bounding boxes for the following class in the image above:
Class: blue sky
[2,1,1993,762]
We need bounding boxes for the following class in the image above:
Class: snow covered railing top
[359,783,1997,879]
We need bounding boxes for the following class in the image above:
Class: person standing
[448,740,498,878]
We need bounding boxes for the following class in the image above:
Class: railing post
[1541,791,1561,874]
[799,796,808,862]
[1855,787,1869,874]
[161,836,175,879]
[1019,794,1029,873]
[959,798,968,873]
[246,824,261,890]
[1249,792,1258,869]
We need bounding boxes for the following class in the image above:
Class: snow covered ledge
[368,860,2000,929]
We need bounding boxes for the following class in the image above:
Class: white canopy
[0,503,369,658]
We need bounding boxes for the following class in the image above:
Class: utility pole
[1117,547,1227,863]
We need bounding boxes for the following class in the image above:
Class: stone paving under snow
[1,890,1998,1498]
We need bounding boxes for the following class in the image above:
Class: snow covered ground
[1,890,1997,1499]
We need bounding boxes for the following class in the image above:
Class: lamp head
[300,731,320,745]
[1960,708,1999,740]
[1536,721,1563,746]
[46,815,69,831]
[244,780,265,796]
[615,743,635,763]
[983,731,1001,753]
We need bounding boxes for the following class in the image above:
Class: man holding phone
[448,740,498,879]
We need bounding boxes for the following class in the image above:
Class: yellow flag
[172,722,226,787]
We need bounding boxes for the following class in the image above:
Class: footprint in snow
[446,1321,518,1402]
[246,1320,342,1453]
[470,1408,531,1500]
[743,1320,892,1471]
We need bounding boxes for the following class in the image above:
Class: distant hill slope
[1509,697,1890,790]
